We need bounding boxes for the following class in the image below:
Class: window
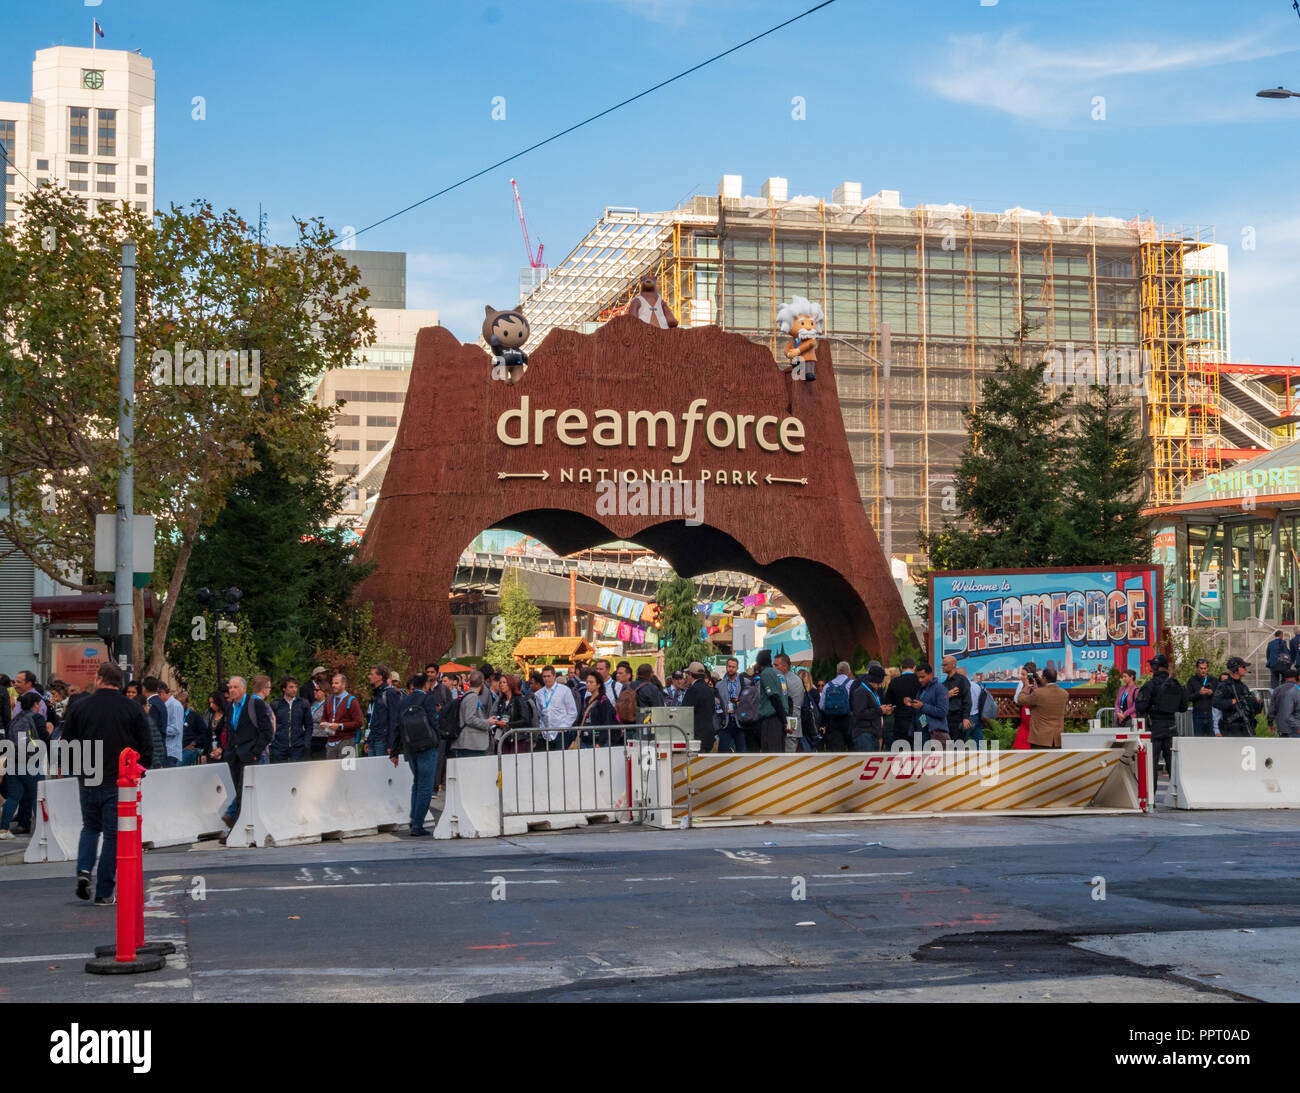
[334,438,360,451]
[96,109,116,156]
[36,159,48,171]
[68,161,88,174]
[334,414,359,426]
[69,179,88,191]
[4,173,12,187]
[334,463,359,477]
[335,390,404,403]
[134,202,146,212]
[69,107,89,155]
[135,164,147,176]
[135,183,147,194]
[366,415,397,428]
[95,181,114,193]
[0,120,15,158]
[366,439,387,451]
[96,163,115,175]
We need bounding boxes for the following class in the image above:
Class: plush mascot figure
[482,305,530,384]
[776,295,824,381]
[623,275,678,329]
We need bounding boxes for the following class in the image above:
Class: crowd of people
[3,645,1282,905]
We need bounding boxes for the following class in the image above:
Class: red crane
[510,178,545,269]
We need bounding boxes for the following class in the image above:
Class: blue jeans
[408,749,436,833]
[180,748,201,766]
[797,737,813,752]
[852,732,883,752]
[1,773,35,830]
[1193,711,1214,737]
[77,783,119,901]
[717,724,746,753]
[967,717,984,745]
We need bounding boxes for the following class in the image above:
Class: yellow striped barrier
[669,746,1138,823]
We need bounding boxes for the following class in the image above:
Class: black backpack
[398,692,437,754]
[439,693,465,743]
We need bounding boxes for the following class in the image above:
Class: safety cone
[85,748,172,974]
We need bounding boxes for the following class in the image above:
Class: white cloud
[923,30,1299,126]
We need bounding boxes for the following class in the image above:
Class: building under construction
[522,176,1299,561]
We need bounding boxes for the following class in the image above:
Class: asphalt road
[2,808,1299,1003]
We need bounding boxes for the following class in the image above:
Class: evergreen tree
[657,575,714,674]
[485,569,541,673]
[165,436,368,680]
[922,334,1072,575]
[1053,383,1151,566]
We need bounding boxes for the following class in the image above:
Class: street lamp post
[824,324,893,559]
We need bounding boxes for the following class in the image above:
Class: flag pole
[92,17,96,49]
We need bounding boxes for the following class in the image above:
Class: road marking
[467,942,556,950]
[148,880,563,896]
[0,953,91,965]
[484,867,588,873]
[624,877,675,882]
[811,872,913,878]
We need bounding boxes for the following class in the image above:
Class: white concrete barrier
[224,756,414,847]
[1170,737,1300,809]
[140,764,236,848]
[23,776,82,863]
[435,746,640,839]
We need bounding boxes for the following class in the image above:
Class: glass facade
[68,107,89,155]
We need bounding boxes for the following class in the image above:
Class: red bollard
[85,748,171,975]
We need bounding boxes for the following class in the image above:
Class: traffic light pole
[114,240,136,675]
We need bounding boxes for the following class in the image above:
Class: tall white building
[0,46,155,223]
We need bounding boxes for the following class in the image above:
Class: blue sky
[5,0,1299,361]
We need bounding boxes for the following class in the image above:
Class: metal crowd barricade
[495,712,693,836]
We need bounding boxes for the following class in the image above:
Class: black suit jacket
[228,694,274,764]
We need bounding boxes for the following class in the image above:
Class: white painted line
[0,953,93,965]
[150,879,563,896]
[624,877,675,882]
[810,872,913,878]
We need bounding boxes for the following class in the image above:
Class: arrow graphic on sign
[498,470,550,481]
[765,474,808,486]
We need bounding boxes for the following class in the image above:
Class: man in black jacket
[941,656,972,743]
[849,664,890,751]
[215,675,274,834]
[270,676,313,762]
[365,665,401,758]
[141,676,168,770]
[1135,653,1185,778]
[682,662,719,753]
[1213,656,1260,739]
[60,662,153,904]
[1183,658,1217,737]
[885,659,921,745]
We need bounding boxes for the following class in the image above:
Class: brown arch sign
[358,317,909,663]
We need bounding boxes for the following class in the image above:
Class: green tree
[889,618,923,668]
[656,575,714,674]
[173,616,261,706]
[0,187,374,675]
[485,569,541,673]
[918,330,1071,616]
[164,436,370,682]
[312,602,408,711]
[1053,383,1151,566]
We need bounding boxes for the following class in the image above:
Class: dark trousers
[1151,734,1174,776]
[434,739,448,790]
[824,715,851,752]
[717,722,746,753]
[742,726,760,752]
[223,758,245,821]
[759,715,785,753]
[1192,711,1214,737]
[1029,743,1060,749]
[77,782,119,901]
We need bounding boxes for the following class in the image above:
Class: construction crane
[510,178,545,269]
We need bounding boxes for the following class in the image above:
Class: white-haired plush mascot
[776,295,824,381]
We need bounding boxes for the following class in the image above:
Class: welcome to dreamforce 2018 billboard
[928,566,1162,690]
